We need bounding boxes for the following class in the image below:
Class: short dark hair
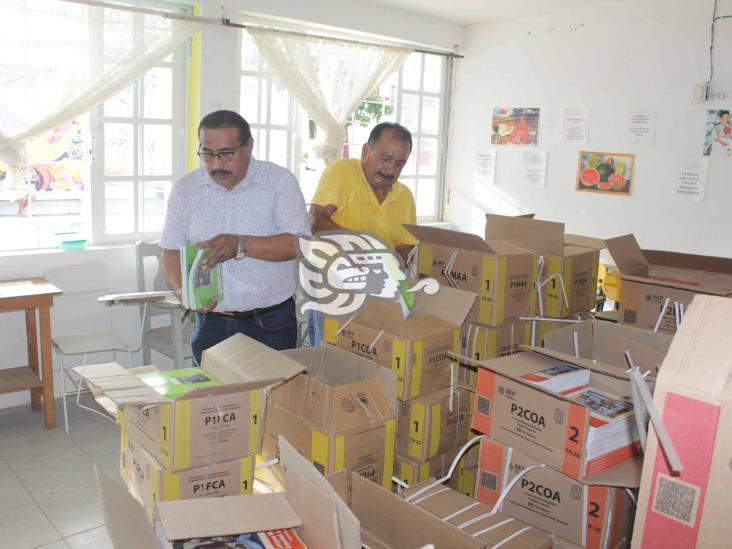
[367,122,412,153]
[198,110,252,145]
[719,110,730,118]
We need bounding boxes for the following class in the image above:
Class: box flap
[156,492,300,541]
[280,436,360,549]
[484,213,565,256]
[411,285,478,327]
[352,298,458,341]
[404,224,496,254]
[202,332,305,386]
[655,295,732,398]
[583,454,643,488]
[94,465,157,549]
[564,234,605,250]
[604,234,649,274]
[350,473,484,549]
[542,320,672,377]
[72,362,167,406]
[285,466,340,549]
[530,346,634,381]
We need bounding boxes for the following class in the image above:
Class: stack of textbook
[179,244,223,310]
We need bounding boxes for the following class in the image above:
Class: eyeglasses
[197,145,243,163]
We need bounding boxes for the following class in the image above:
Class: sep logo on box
[296,231,439,317]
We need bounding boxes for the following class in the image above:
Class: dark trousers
[191,298,297,366]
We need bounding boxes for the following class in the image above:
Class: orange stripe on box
[589,416,608,428]
[586,485,609,549]
[472,368,496,435]
[608,487,627,548]
[520,373,548,382]
[475,438,505,507]
[561,403,587,479]
[559,384,589,396]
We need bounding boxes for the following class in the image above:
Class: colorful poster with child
[491,107,540,145]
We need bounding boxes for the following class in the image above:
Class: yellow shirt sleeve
[311,160,347,208]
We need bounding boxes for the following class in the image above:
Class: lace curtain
[0,0,200,189]
[248,28,411,165]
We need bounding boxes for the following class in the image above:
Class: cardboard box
[484,214,603,318]
[353,474,551,549]
[397,386,472,462]
[469,349,646,484]
[120,429,254,520]
[447,461,478,498]
[395,446,463,487]
[605,234,732,334]
[75,333,304,471]
[406,224,540,326]
[97,436,361,549]
[324,286,476,400]
[632,295,732,548]
[542,319,673,376]
[460,319,530,363]
[262,345,397,491]
[475,437,635,548]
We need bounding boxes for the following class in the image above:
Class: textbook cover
[172,528,308,548]
[180,244,224,310]
[135,368,221,400]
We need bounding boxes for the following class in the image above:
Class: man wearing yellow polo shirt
[309,122,416,261]
[308,122,416,345]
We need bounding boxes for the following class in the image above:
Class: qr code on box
[481,471,498,491]
[623,309,637,324]
[652,473,700,527]
[477,396,491,416]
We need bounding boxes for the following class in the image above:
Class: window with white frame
[239,32,451,221]
[0,0,188,251]
[91,3,187,243]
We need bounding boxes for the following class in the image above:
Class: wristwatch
[234,236,246,260]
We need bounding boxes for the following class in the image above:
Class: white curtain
[0,0,200,189]
[248,28,411,166]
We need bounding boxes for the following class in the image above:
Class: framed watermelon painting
[576,151,634,196]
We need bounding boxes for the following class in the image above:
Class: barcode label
[481,471,498,491]
[652,474,700,527]
[477,396,491,416]
[623,309,637,324]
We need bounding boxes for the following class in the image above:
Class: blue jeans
[307,310,324,347]
[191,298,297,366]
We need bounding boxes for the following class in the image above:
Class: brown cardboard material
[631,295,732,549]
[262,345,397,491]
[324,286,476,400]
[467,350,645,485]
[74,333,305,471]
[396,386,472,462]
[460,319,530,364]
[484,214,602,318]
[605,234,732,334]
[395,446,461,487]
[119,429,254,520]
[95,436,359,549]
[542,319,673,376]
[475,437,635,548]
[406,224,540,326]
[400,478,554,547]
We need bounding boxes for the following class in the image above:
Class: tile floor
[0,396,120,548]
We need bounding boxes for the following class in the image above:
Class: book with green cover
[180,244,224,310]
[136,368,221,400]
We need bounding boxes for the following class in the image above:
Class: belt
[207,297,293,320]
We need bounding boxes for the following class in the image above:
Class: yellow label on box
[418,244,433,278]
[409,340,424,399]
[383,418,396,489]
[249,389,261,454]
[479,255,495,323]
[429,402,441,459]
[172,399,192,470]
[391,338,407,398]
[409,403,427,459]
[311,429,330,475]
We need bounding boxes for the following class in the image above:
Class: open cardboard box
[541,319,673,377]
[475,437,635,548]
[97,436,360,549]
[73,333,305,471]
[324,286,476,400]
[632,295,732,548]
[605,234,732,334]
[464,350,646,486]
[484,214,603,318]
[405,224,539,326]
[354,473,553,548]
[263,345,397,491]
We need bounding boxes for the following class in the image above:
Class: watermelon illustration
[579,167,600,186]
[609,173,627,191]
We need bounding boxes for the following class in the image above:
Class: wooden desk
[0,278,62,428]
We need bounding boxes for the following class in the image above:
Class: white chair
[136,240,193,370]
[44,261,141,434]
